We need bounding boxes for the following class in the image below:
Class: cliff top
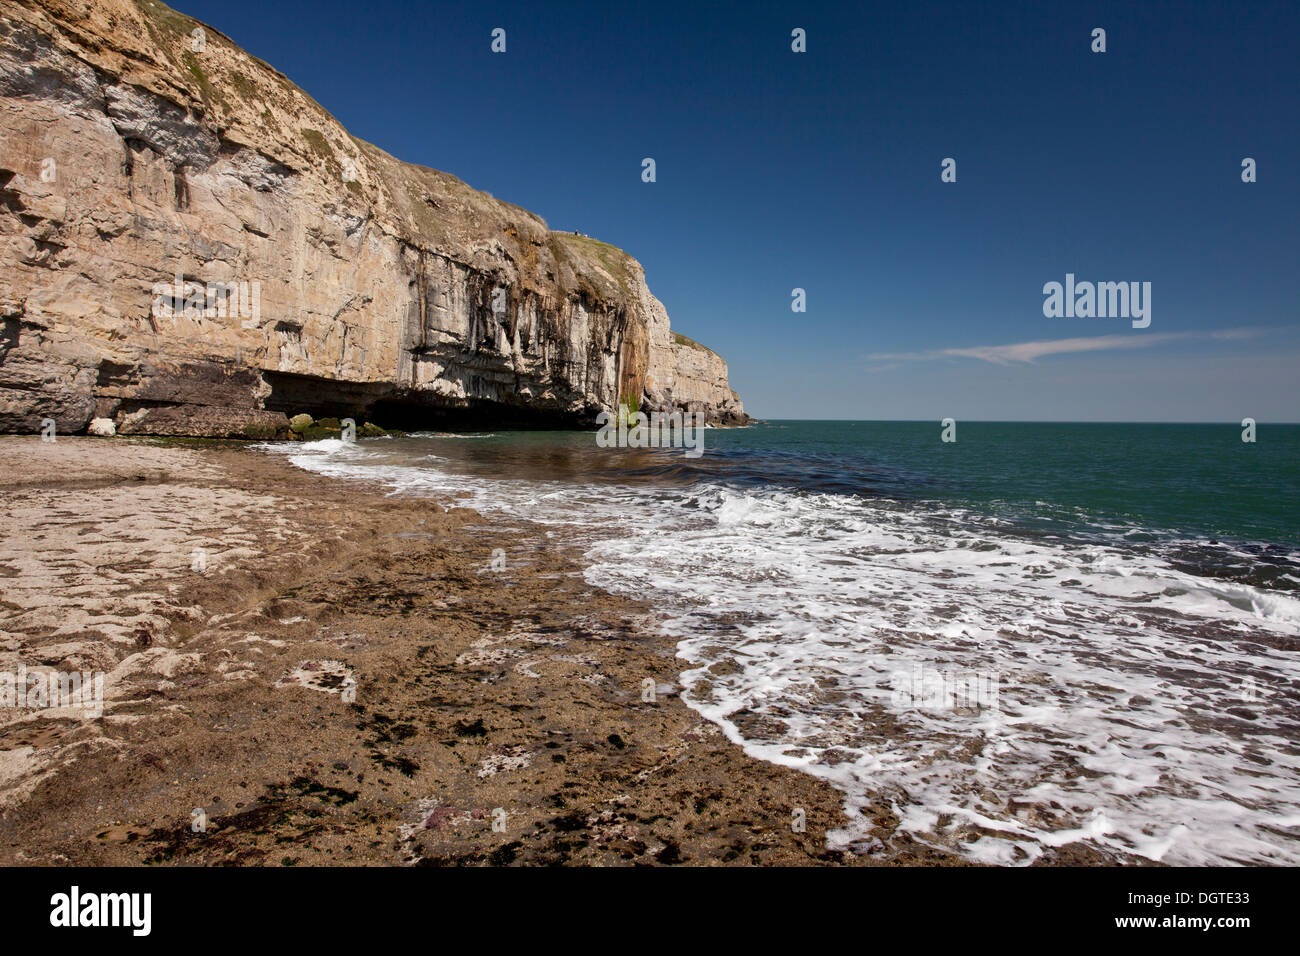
[13,0,656,310]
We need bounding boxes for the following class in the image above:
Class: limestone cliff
[0,0,746,437]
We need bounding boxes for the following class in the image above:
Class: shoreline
[0,436,889,865]
[0,436,1134,865]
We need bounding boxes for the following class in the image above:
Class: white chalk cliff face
[0,0,746,437]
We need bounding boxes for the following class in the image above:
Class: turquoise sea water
[312,420,1300,545]
[270,419,1300,865]
[724,422,1300,548]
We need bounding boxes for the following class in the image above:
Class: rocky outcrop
[0,0,746,437]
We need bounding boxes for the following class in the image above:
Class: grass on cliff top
[134,0,340,128]
[672,331,716,354]
[350,137,550,250]
[553,232,632,298]
[136,1,226,110]
[135,0,197,39]
[555,232,625,262]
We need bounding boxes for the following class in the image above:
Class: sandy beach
[0,435,970,866]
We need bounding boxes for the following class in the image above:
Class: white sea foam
[585,487,1300,866]
[266,439,1300,865]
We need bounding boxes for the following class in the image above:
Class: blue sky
[179,0,1298,421]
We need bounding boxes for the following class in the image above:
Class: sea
[263,420,1300,865]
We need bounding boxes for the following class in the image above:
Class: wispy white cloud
[869,328,1263,366]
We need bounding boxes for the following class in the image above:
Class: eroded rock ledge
[0,0,746,438]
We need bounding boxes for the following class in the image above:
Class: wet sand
[0,436,1115,866]
[0,436,850,865]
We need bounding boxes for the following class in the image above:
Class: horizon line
[747,418,1300,425]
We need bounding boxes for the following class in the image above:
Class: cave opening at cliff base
[261,370,595,432]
